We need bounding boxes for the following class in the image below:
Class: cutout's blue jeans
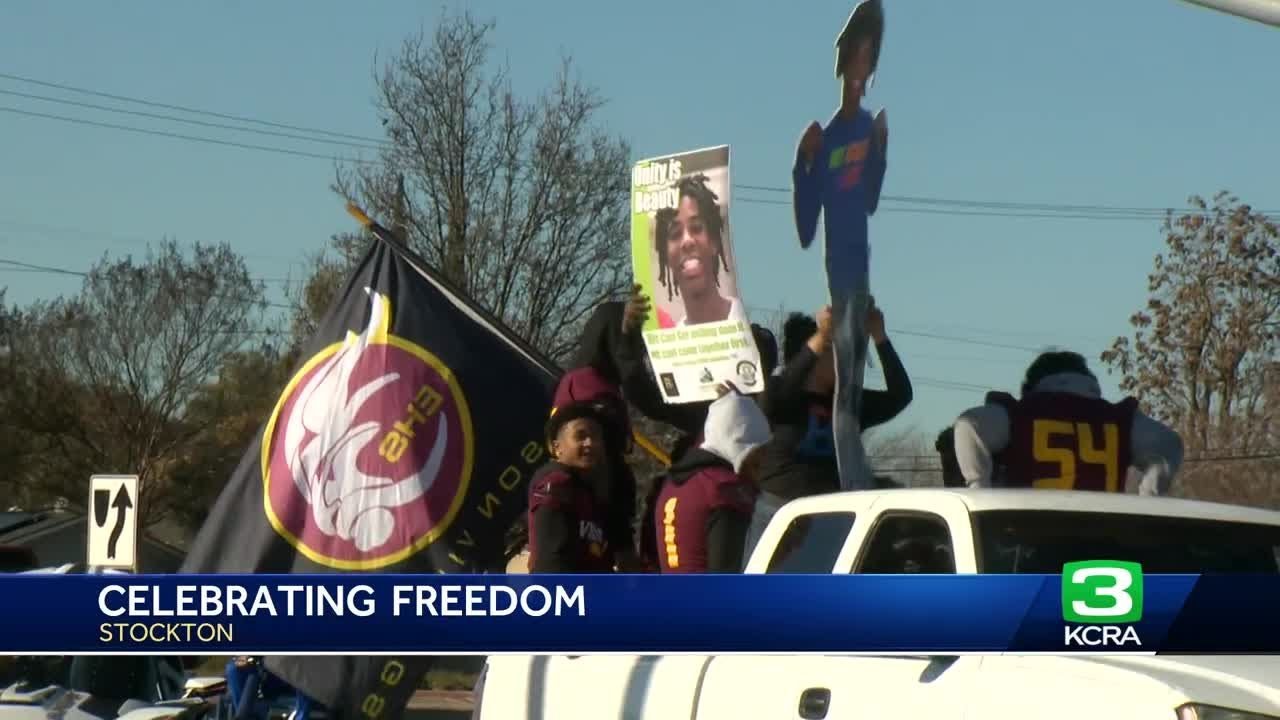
[831,275,874,492]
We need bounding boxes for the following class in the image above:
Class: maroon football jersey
[527,464,615,573]
[986,391,1138,492]
[654,462,757,574]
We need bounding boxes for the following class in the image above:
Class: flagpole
[346,202,560,377]
[345,202,672,467]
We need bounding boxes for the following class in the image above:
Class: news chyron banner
[5,566,1280,653]
[177,208,559,720]
[630,145,763,404]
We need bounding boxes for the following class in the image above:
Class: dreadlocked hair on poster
[629,145,763,404]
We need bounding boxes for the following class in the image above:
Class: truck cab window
[973,510,1280,573]
[858,514,955,574]
[766,512,857,574]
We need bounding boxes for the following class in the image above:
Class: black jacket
[574,301,710,439]
[755,338,912,500]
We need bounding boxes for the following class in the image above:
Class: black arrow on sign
[107,485,133,560]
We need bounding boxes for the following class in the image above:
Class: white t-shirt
[676,296,747,327]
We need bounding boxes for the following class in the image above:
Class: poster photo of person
[630,145,762,405]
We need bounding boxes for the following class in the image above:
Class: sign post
[87,474,139,573]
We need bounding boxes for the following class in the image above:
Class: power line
[0,218,305,265]
[747,304,1046,353]
[893,329,1041,353]
[914,376,991,393]
[0,71,386,144]
[0,106,376,165]
[0,88,385,151]
[4,255,1005,392]
[5,71,1274,223]
[0,257,293,310]
[5,73,1274,222]
[0,258,291,285]
[738,195,1280,222]
[736,184,1280,218]
[0,258,84,277]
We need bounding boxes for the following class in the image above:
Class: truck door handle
[798,687,831,719]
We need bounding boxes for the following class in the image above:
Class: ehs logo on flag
[261,289,475,570]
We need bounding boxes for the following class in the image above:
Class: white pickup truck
[475,488,1280,720]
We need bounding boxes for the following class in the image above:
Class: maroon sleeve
[529,467,575,513]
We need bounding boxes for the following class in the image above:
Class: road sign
[87,474,139,571]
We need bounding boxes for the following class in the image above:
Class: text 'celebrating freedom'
[97,583,587,618]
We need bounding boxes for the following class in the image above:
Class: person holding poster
[631,145,763,405]
[792,0,888,491]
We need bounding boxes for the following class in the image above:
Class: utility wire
[0,88,385,151]
[737,184,1280,217]
[748,305,1047,353]
[0,106,377,165]
[4,71,1275,221]
[0,257,293,310]
[0,257,1018,392]
[0,258,85,277]
[0,71,386,144]
[738,195,1279,221]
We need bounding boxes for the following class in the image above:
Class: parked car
[1,564,221,720]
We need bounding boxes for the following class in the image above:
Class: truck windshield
[972,510,1280,573]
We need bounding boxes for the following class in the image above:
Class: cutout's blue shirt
[792,108,887,298]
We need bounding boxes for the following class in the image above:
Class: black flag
[180,206,562,718]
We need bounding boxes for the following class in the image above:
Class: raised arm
[793,122,824,250]
[860,340,912,428]
[859,301,912,428]
[764,307,832,416]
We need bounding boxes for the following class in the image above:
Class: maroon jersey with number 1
[653,449,757,574]
[985,391,1138,492]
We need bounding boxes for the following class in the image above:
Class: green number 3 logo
[1061,560,1144,624]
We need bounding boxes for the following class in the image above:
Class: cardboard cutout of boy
[792,0,888,491]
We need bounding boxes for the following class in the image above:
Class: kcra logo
[1060,560,1144,647]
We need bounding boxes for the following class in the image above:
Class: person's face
[665,196,716,297]
[842,36,875,100]
[552,417,603,471]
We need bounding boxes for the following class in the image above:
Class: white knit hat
[700,392,773,473]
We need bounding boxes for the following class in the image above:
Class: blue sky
[1,0,1277,446]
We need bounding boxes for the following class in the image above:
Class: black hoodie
[573,301,710,439]
[755,338,912,500]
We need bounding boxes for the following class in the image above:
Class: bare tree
[867,425,936,487]
[305,10,630,362]
[1101,191,1280,507]
[3,241,267,525]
